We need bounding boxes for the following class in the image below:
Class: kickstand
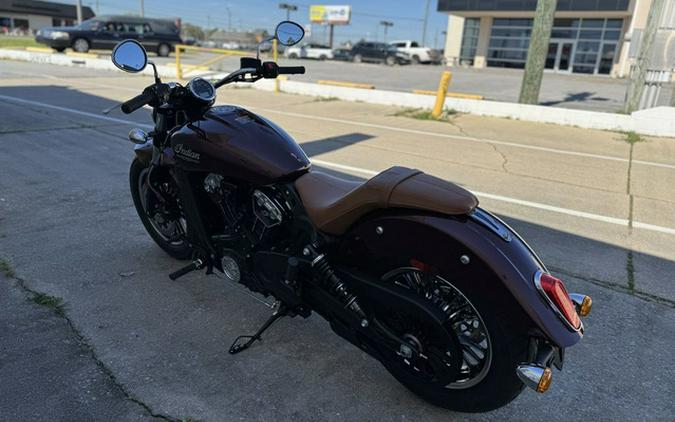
[229,302,288,355]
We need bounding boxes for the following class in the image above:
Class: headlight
[50,31,70,40]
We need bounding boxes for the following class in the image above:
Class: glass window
[13,18,29,29]
[489,38,530,49]
[572,65,595,74]
[411,42,419,47]
[551,29,578,38]
[460,18,481,63]
[491,28,532,37]
[581,19,604,28]
[579,30,603,39]
[606,19,624,29]
[604,30,621,40]
[553,18,580,28]
[598,43,617,74]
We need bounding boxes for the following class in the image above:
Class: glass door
[546,41,559,69]
[558,42,574,72]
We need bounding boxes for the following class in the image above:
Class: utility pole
[226,7,232,31]
[329,24,334,49]
[95,0,99,15]
[422,0,430,46]
[624,0,666,113]
[380,21,393,43]
[140,0,144,17]
[76,0,83,24]
[279,3,298,21]
[518,0,557,104]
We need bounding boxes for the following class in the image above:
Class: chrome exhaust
[516,364,552,393]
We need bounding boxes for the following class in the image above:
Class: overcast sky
[88,0,450,47]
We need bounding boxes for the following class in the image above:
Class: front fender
[337,209,582,348]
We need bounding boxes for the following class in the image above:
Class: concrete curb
[2,48,674,137]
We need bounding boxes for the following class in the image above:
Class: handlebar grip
[121,90,155,114]
[278,66,306,75]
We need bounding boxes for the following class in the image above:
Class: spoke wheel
[381,267,493,389]
[130,159,192,260]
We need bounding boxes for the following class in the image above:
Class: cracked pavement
[1,60,674,421]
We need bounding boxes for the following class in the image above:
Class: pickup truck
[389,40,441,64]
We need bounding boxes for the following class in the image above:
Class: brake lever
[102,102,123,115]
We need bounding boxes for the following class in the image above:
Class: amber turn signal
[569,293,593,317]
[537,368,553,393]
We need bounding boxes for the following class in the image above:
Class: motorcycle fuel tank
[170,105,311,185]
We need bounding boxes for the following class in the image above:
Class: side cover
[338,210,583,348]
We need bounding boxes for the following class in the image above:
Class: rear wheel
[385,55,397,66]
[353,54,363,63]
[289,52,299,59]
[157,43,171,57]
[130,159,191,260]
[376,267,529,412]
[72,38,89,53]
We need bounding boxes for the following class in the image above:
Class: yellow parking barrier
[317,80,375,89]
[412,89,484,101]
[432,71,452,119]
[66,51,100,59]
[175,44,248,79]
[25,47,54,53]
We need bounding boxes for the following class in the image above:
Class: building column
[473,17,493,69]
[444,14,465,66]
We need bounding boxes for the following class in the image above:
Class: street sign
[309,5,351,25]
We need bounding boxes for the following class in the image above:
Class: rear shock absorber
[304,245,367,322]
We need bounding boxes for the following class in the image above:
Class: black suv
[350,42,410,65]
[36,16,182,57]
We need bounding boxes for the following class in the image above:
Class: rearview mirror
[112,39,148,73]
[275,21,304,46]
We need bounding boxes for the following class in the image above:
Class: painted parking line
[2,93,675,237]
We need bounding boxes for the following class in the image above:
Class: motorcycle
[108,21,592,412]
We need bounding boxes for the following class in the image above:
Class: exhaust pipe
[516,364,552,393]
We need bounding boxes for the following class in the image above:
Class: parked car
[332,47,352,61]
[35,15,182,57]
[389,40,442,64]
[350,41,410,65]
[285,43,333,60]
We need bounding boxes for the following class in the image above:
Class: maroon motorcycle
[110,21,592,412]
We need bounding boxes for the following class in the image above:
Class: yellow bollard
[432,71,452,119]
[175,45,182,80]
[273,39,279,93]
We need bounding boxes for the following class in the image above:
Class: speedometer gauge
[187,77,216,102]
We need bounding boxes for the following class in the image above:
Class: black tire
[129,159,192,260]
[411,55,421,65]
[53,47,66,53]
[157,43,171,57]
[289,52,298,59]
[319,54,327,61]
[377,267,530,413]
[385,55,397,66]
[352,54,363,63]
[72,38,89,53]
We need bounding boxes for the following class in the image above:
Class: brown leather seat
[295,166,478,235]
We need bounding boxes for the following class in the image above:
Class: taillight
[535,271,581,330]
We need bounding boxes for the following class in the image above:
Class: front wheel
[385,55,397,66]
[130,159,192,260]
[157,43,171,57]
[376,267,530,412]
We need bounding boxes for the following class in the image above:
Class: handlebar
[121,89,155,114]
[278,66,305,75]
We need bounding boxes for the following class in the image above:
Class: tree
[182,23,205,41]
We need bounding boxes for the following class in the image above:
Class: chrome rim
[382,267,493,389]
[138,168,187,246]
[73,39,88,52]
[159,44,170,56]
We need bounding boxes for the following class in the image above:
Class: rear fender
[337,209,583,348]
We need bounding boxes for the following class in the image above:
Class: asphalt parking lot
[1,60,674,421]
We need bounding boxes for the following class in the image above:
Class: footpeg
[229,302,287,354]
[169,259,204,280]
